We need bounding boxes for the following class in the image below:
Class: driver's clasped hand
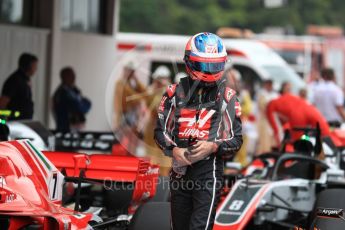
[189,141,218,161]
[172,141,218,174]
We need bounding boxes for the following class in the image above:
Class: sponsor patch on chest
[177,108,216,139]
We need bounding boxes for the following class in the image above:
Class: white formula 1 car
[214,126,345,230]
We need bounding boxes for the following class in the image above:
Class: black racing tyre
[129,202,171,230]
[103,182,134,216]
[0,216,9,230]
[310,189,345,230]
[149,176,170,202]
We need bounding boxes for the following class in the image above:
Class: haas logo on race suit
[178,108,216,139]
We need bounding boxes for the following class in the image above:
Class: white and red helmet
[184,32,227,83]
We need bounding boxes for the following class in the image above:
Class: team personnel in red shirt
[266,82,330,145]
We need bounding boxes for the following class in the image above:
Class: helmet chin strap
[198,80,216,88]
[184,77,202,102]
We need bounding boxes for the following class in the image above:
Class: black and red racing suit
[154,77,242,230]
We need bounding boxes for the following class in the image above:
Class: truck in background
[255,34,324,80]
[256,25,345,87]
[115,32,305,96]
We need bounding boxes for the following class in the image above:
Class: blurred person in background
[311,68,345,127]
[226,68,252,166]
[267,81,330,146]
[150,65,171,90]
[257,79,278,154]
[280,81,292,95]
[113,62,147,154]
[299,88,308,101]
[225,68,252,121]
[53,67,91,132]
[174,71,187,83]
[114,62,147,130]
[307,70,321,103]
[144,65,172,176]
[0,53,38,120]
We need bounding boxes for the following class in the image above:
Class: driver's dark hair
[18,53,38,72]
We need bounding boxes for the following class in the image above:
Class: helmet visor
[187,60,225,74]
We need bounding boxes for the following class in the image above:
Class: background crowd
[0,53,92,132]
[112,61,345,175]
[1,52,344,176]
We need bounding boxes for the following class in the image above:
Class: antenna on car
[279,129,291,153]
[314,123,323,157]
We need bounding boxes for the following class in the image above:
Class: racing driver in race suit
[154,32,243,230]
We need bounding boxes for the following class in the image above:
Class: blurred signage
[152,44,184,56]
[307,25,343,38]
[264,0,286,8]
[53,131,115,152]
[117,43,152,51]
